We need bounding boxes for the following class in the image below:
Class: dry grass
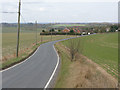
[65,54,117,88]
[2,42,37,63]
[62,33,118,79]
[55,42,118,88]
[1,34,76,69]
[2,33,74,63]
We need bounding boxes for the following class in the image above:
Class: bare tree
[69,38,83,61]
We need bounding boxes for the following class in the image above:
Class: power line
[35,21,38,45]
[1,11,18,13]
[22,2,43,4]
[20,13,27,24]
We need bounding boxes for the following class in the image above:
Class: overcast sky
[1,0,119,23]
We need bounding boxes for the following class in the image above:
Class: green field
[2,24,76,69]
[2,33,71,57]
[53,24,86,27]
[2,26,71,57]
[2,32,74,69]
[2,27,45,33]
[61,33,118,78]
[0,33,1,60]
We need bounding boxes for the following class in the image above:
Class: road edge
[1,47,40,72]
[44,44,60,89]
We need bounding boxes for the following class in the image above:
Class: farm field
[53,24,86,27]
[2,24,77,69]
[2,33,71,58]
[2,32,74,69]
[2,27,45,33]
[0,33,1,60]
[61,33,118,78]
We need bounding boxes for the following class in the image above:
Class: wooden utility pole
[75,30,77,37]
[51,29,52,41]
[66,32,67,38]
[41,35,42,43]
[35,21,37,45]
[66,27,67,38]
[16,0,21,57]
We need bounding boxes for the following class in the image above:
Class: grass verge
[1,34,75,70]
[55,43,72,88]
[62,33,118,78]
[55,34,117,88]
[1,41,47,70]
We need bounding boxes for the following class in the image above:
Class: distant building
[118,28,120,32]
[73,29,77,33]
[88,32,91,35]
[106,28,110,32]
[82,32,86,35]
[77,30,81,33]
[62,28,70,33]
[55,29,59,32]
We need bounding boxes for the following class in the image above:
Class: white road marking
[1,35,91,88]
[44,44,60,89]
[1,43,60,89]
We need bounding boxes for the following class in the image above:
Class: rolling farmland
[2,33,69,57]
[53,24,86,27]
[61,33,118,78]
[2,26,74,69]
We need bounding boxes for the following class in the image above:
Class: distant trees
[58,30,61,32]
[110,25,118,32]
[40,24,119,36]
[99,27,106,33]
[93,29,98,33]
[92,25,118,33]
[49,28,55,32]
[70,30,74,34]
[42,30,45,32]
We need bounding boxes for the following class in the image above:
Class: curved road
[2,38,75,88]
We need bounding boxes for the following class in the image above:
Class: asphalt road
[2,37,75,88]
